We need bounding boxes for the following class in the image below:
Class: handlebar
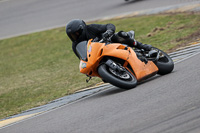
[99,35,113,43]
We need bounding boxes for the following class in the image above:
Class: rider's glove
[102,30,114,38]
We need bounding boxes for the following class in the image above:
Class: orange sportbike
[76,32,174,89]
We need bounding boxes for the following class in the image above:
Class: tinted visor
[68,28,83,41]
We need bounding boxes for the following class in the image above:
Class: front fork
[105,60,125,72]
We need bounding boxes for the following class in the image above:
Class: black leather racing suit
[71,23,151,59]
[72,23,115,58]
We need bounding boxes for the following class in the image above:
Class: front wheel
[98,64,137,89]
[153,48,174,75]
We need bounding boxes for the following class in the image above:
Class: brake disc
[109,68,130,80]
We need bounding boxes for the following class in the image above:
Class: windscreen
[76,41,88,61]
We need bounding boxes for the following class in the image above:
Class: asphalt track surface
[0,0,200,40]
[1,51,200,133]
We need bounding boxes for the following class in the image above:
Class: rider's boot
[118,31,152,51]
[118,31,130,39]
[135,41,152,51]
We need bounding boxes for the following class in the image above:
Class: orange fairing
[79,39,104,77]
[79,39,158,81]
[80,39,129,77]
[127,48,158,81]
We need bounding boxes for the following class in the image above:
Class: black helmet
[66,19,86,42]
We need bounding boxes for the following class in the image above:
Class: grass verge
[0,12,200,119]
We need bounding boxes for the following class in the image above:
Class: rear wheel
[153,48,174,75]
[98,64,137,89]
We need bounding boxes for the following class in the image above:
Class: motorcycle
[76,31,174,89]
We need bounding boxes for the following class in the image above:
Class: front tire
[98,64,137,89]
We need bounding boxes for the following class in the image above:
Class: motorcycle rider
[66,19,152,60]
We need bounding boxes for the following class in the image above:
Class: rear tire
[154,48,174,75]
[98,64,137,89]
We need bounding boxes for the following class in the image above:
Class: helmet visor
[68,28,83,41]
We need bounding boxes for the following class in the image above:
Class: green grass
[0,13,200,119]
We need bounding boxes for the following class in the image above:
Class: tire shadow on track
[91,66,179,99]
[90,73,169,98]
[90,87,126,98]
